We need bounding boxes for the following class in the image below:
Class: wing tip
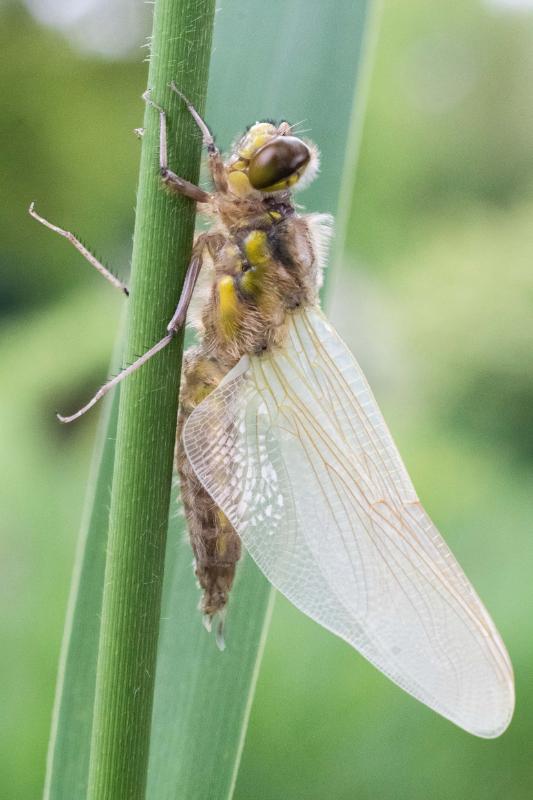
[446,676,515,739]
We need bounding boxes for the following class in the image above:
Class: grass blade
[43,388,119,800]
[148,546,275,800]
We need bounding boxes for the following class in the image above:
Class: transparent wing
[183,307,514,737]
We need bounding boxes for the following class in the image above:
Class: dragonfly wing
[183,307,514,737]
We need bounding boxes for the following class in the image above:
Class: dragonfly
[30,84,514,738]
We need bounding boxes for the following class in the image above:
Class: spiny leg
[57,235,208,424]
[165,236,206,331]
[142,90,210,203]
[169,82,228,194]
[28,202,129,295]
[169,82,215,151]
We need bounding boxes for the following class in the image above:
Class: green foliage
[44,383,121,800]
[394,204,533,459]
[4,1,533,799]
[2,6,145,314]
[348,0,533,266]
[0,289,120,799]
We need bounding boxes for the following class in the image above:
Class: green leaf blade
[148,550,274,800]
[43,387,119,800]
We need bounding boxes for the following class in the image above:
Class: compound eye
[248,136,310,191]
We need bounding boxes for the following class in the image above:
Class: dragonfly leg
[56,235,208,424]
[28,202,129,295]
[169,82,228,194]
[166,234,207,332]
[143,90,211,203]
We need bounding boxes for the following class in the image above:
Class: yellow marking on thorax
[218,275,239,338]
[243,230,270,266]
[240,230,272,298]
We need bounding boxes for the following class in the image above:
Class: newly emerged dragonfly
[30,85,514,738]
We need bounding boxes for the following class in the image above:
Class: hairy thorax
[196,195,327,369]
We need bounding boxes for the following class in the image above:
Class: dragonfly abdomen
[177,347,242,637]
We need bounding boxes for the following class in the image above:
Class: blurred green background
[2,1,532,798]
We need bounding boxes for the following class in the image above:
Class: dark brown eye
[248,136,310,191]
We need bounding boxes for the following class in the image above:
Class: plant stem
[86,2,215,798]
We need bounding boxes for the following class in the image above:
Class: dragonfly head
[227,121,319,197]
